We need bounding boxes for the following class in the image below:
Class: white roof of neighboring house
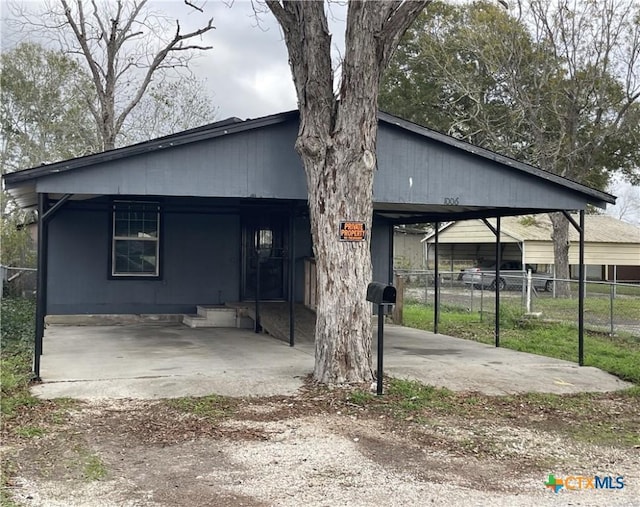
[423,214,640,244]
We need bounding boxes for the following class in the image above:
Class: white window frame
[111,201,160,278]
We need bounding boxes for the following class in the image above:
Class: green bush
[1,297,38,419]
[1,297,35,354]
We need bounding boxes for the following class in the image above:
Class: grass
[14,426,45,438]
[403,303,640,384]
[533,294,640,321]
[581,282,640,297]
[166,394,236,420]
[81,452,108,481]
[348,390,375,406]
[386,378,455,413]
[340,380,640,448]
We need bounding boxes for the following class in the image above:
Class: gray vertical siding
[36,122,308,200]
[46,202,392,315]
[371,221,391,285]
[47,207,241,314]
[31,119,601,211]
[294,215,313,302]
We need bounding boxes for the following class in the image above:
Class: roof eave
[2,109,299,187]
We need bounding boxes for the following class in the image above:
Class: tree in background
[0,43,98,266]
[381,0,640,295]
[265,1,430,383]
[607,178,640,225]
[1,43,100,172]
[120,78,217,146]
[9,0,216,151]
[0,214,36,269]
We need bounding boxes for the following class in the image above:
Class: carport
[32,323,631,400]
[2,109,616,380]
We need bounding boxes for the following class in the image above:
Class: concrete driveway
[33,323,632,400]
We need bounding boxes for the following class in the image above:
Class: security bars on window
[111,201,160,277]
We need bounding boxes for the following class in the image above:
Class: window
[111,201,160,278]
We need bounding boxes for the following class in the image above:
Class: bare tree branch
[33,0,216,150]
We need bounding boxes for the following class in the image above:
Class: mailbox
[367,282,396,397]
[366,282,396,305]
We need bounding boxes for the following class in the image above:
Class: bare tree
[607,180,640,225]
[265,1,430,384]
[10,0,215,151]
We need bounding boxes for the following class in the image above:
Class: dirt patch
[3,387,640,506]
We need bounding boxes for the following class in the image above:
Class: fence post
[424,272,429,306]
[479,272,483,321]
[393,274,404,325]
[610,282,615,337]
[470,277,474,313]
[526,269,532,314]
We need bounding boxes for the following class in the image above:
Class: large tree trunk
[549,212,571,298]
[267,1,429,384]
[304,127,376,384]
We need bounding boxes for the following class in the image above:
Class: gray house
[3,110,615,374]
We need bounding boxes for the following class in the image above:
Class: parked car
[461,261,554,291]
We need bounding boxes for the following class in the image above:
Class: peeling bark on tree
[267,1,429,384]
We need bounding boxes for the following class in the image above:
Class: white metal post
[526,269,532,314]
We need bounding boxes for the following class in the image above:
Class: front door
[242,213,288,301]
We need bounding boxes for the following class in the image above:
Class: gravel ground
[3,391,639,507]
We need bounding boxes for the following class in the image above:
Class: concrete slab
[382,325,633,395]
[32,323,632,400]
[34,324,314,399]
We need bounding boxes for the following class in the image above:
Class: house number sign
[339,221,367,242]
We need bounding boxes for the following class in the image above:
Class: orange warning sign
[339,221,366,241]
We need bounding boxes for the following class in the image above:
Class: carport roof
[3,109,615,217]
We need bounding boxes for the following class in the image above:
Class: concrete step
[182,306,253,329]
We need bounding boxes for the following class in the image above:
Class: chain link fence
[1,266,37,299]
[395,269,640,338]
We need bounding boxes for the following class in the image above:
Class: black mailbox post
[367,282,396,396]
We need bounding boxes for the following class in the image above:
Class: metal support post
[578,210,585,365]
[377,304,385,396]
[288,210,296,346]
[495,217,501,347]
[255,254,261,333]
[434,222,440,334]
[34,193,49,380]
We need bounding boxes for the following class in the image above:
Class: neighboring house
[3,109,614,320]
[423,215,640,282]
[394,226,428,270]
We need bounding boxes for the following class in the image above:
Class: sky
[0,0,638,224]
[0,0,309,119]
